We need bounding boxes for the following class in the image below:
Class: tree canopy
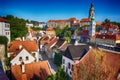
[47,67,70,80]
[31,26,42,31]
[5,15,28,41]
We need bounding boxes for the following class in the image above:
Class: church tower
[89,3,96,36]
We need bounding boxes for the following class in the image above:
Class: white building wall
[0,22,10,43]
[32,51,39,62]
[62,56,74,77]
[10,49,35,65]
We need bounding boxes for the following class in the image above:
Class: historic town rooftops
[102,23,118,29]
[8,40,38,52]
[0,17,8,23]
[80,18,90,22]
[48,18,77,23]
[11,61,51,80]
[73,48,120,80]
[53,39,66,49]
[46,37,59,48]
[92,33,120,40]
[79,30,89,35]
[64,45,89,61]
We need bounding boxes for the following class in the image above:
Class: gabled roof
[64,45,89,61]
[8,40,38,52]
[53,39,66,49]
[46,37,59,48]
[11,61,51,80]
[0,17,8,23]
[10,48,35,64]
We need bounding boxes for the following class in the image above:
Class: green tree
[5,15,28,41]
[54,52,62,67]
[102,18,110,24]
[46,67,70,80]
[96,26,102,32]
[0,36,8,57]
[77,49,110,80]
[54,28,63,37]
[31,26,42,31]
[0,36,10,67]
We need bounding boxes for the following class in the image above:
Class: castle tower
[89,3,96,36]
[89,3,94,19]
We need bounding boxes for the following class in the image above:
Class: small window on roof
[26,56,29,60]
[19,57,22,61]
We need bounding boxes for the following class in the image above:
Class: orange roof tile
[73,48,120,80]
[46,37,59,48]
[102,23,118,29]
[11,61,51,80]
[48,18,76,23]
[8,40,38,52]
[93,33,120,40]
[79,30,89,35]
[46,27,54,31]
[96,22,102,26]
[80,18,90,22]
[40,36,50,45]
[0,17,8,23]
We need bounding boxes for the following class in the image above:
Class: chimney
[19,45,22,49]
[89,46,92,49]
[21,61,25,73]
[22,37,25,41]
[74,40,78,45]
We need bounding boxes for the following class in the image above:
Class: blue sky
[0,0,120,22]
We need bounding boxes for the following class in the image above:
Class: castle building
[47,18,77,29]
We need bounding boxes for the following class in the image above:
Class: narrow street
[39,51,58,74]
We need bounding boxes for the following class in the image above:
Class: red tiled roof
[102,23,118,29]
[11,61,51,80]
[73,48,120,80]
[96,22,102,26]
[40,36,50,45]
[80,18,90,22]
[48,18,76,22]
[92,33,120,40]
[8,40,38,52]
[46,27,54,31]
[79,30,89,35]
[46,37,59,48]
[0,17,8,23]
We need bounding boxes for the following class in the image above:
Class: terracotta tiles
[8,40,38,52]
[11,61,51,80]
[73,48,120,80]
[48,18,76,22]
[80,18,90,22]
[0,17,8,23]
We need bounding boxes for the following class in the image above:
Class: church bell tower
[89,3,96,36]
